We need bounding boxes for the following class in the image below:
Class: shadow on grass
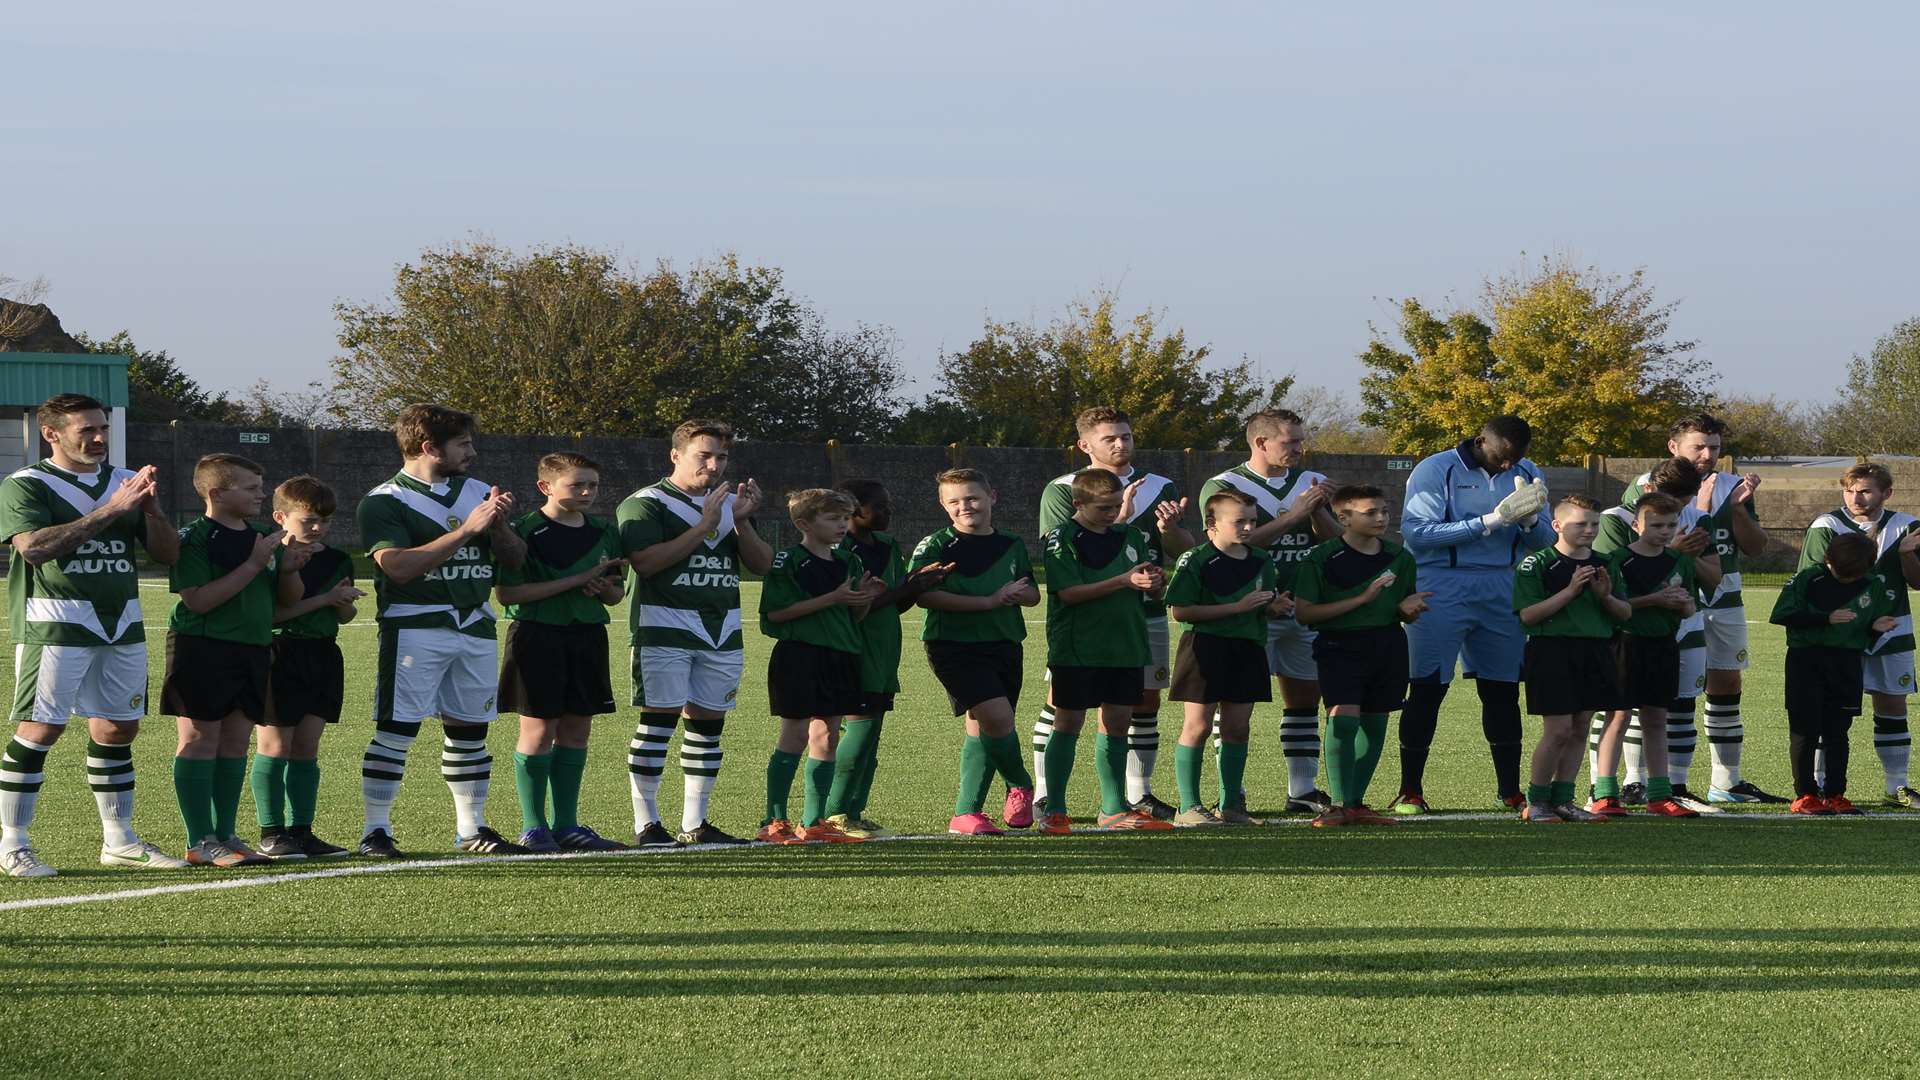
[6,820,1916,898]
[8,924,1920,1001]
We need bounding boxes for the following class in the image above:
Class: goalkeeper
[1389,415,1556,814]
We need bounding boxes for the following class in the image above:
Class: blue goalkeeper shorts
[1406,566,1526,684]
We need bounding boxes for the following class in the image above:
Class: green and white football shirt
[1596,503,1709,652]
[1038,468,1182,618]
[617,479,746,653]
[169,517,281,647]
[1800,507,1917,656]
[1198,464,1327,595]
[841,529,907,696]
[1620,471,1754,610]
[357,471,499,639]
[907,527,1033,643]
[1511,546,1628,640]
[0,461,148,646]
[1042,519,1152,668]
[1292,538,1417,633]
[758,543,864,654]
[1165,541,1278,642]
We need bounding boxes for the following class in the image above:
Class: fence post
[826,439,844,487]
[1184,448,1199,525]
[947,442,965,468]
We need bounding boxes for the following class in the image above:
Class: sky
[7,1,1917,411]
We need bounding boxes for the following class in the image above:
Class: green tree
[907,292,1289,450]
[1821,317,1920,455]
[1359,257,1712,462]
[73,330,234,422]
[331,240,904,439]
[1713,395,1820,459]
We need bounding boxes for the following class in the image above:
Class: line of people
[1,397,1910,879]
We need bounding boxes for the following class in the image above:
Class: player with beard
[355,404,528,857]
[1617,414,1783,804]
[0,394,186,876]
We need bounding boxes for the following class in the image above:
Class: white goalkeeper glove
[1488,476,1548,528]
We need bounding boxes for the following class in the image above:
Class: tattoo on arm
[15,506,120,565]
[490,522,527,570]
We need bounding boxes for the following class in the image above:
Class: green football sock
[765,749,803,825]
[1043,729,1080,817]
[851,716,883,817]
[285,758,321,828]
[1095,731,1129,816]
[1326,714,1361,806]
[1594,775,1621,799]
[955,736,993,816]
[1526,782,1551,806]
[514,751,552,833]
[1551,780,1576,806]
[802,756,835,826]
[1218,740,1249,810]
[1176,742,1205,811]
[1647,775,1674,801]
[1354,714,1389,804]
[172,757,215,843]
[548,746,587,832]
[251,754,288,829]
[212,755,248,841]
[826,719,877,818]
[982,731,1034,790]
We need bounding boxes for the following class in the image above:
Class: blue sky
[8,2,1917,410]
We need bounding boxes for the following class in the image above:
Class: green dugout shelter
[0,353,132,472]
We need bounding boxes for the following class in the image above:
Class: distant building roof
[0,353,130,409]
[1743,456,1919,467]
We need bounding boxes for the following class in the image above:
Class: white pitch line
[4,810,1918,913]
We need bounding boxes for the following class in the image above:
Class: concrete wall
[0,407,27,476]
[118,422,1616,556]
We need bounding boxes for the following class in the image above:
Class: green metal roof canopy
[0,353,130,409]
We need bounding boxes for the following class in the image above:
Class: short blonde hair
[193,454,263,499]
[935,467,990,491]
[788,488,856,523]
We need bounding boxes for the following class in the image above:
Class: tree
[1279,384,1389,453]
[1359,256,1713,462]
[756,319,905,443]
[332,239,905,439]
[0,272,52,345]
[1713,396,1820,459]
[906,292,1289,450]
[224,380,348,429]
[1820,318,1920,455]
[73,330,234,422]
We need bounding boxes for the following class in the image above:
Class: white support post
[109,406,127,468]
